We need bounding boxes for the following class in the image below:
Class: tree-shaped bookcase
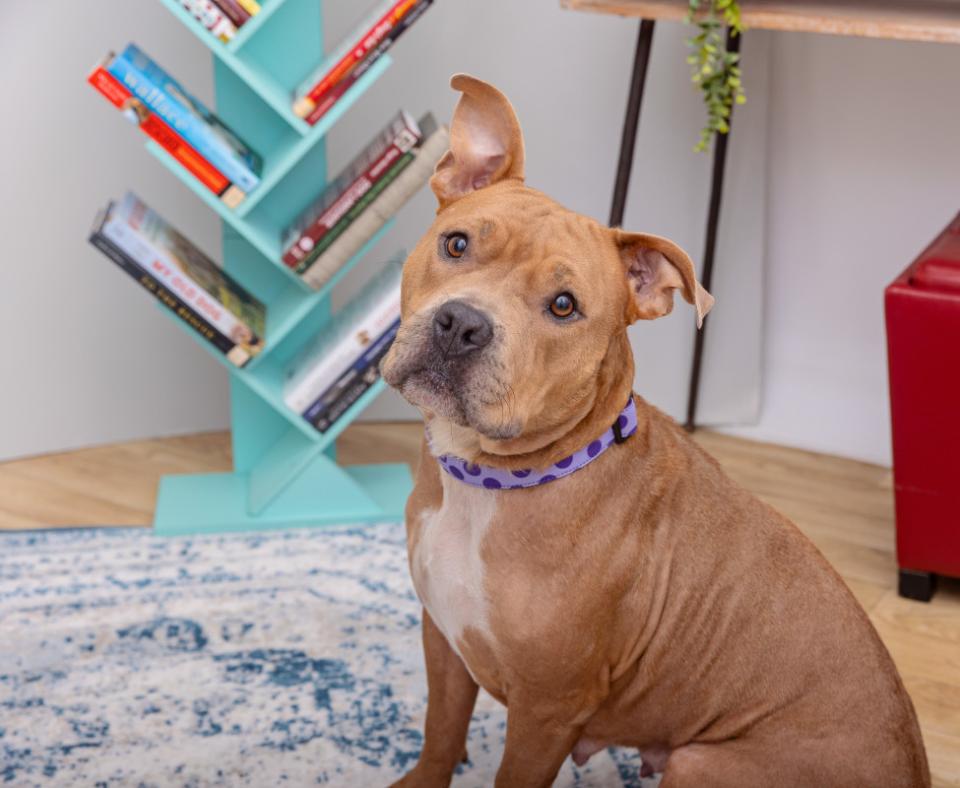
[140,0,412,535]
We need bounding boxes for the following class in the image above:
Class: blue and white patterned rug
[0,524,654,786]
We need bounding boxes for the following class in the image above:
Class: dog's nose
[432,300,493,357]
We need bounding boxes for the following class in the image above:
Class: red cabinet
[885,213,960,601]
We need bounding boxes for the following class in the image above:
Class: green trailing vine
[686,0,746,152]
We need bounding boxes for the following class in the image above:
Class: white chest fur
[410,473,497,657]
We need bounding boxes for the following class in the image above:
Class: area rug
[0,524,655,786]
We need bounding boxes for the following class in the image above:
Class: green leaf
[686,0,746,152]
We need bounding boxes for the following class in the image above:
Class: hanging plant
[686,0,746,152]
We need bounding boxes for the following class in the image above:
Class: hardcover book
[292,0,430,119]
[176,0,238,42]
[108,44,262,195]
[91,194,266,367]
[282,110,421,269]
[210,0,250,28]
[284,256,402,415]
[88,59,244,207]
[303,0,433,126]
[300,115,448,290]
[303,317,400,432]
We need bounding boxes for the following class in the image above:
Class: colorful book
[211,0,250,28]
[235,0,261,15]
[107,45,261,196]
[284,257,402,414]
[292,0,428,119]
[91,194,266,367]
[176,0,238,42]
[300,116,448,290]
[89,204,261,368]
[282,110,421,269]
[303,0,433,126]
[294,149,415,276]
[88,60,244,206]
[304,318,400,432]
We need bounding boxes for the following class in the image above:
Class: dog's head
[382,75,712,458]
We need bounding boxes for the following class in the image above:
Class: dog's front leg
[391,609,478,788]
[494,702,583,788]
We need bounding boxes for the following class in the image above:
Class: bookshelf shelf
[233,55,393,217]
[157,0,393,139]
[226,0,288,52]
[134,0,414,534]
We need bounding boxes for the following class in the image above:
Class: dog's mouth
[386,354,522,442]
[396,366,470,424]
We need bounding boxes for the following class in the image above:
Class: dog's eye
[549,292,577,319]
[444,233,469,258]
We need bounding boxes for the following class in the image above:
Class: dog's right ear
[430,74,525,208]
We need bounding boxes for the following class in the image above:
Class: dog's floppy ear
[430,74,525,208]
[615,230,714,328]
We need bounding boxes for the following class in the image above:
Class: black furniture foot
[898,568,936,602]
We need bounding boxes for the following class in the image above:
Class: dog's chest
[409,477,497,658]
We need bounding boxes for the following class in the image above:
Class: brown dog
[381,75,928,787]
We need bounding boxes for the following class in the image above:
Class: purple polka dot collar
[437,397,638,490]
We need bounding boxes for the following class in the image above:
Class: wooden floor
[1,424,958,785]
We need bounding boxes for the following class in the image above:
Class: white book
[101,210,253,344]
[302,122,449,290]
[284,258,402,414]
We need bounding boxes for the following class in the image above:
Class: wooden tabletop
[561,0,960,44]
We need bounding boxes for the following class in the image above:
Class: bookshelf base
[153,461,411,536]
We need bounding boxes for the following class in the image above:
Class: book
[176,0,238,42]
[211,0,250,28]
[235,0,261,15]
[88,60,245,207]
[294,149,415,275]
[281,110,421,269]
[107,45,261,196]
[292,0,428,119]
[300,116,448,290]
[304,318,400,432]
[89,205,259,368]
[284,257,402,414]
[303,0,433,127]
[91,194,266,367]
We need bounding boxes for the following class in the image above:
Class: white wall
[0,1,230,462]
[723,31,960,466]
[0,0,767,462]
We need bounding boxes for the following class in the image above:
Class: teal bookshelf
[121,0,414,534]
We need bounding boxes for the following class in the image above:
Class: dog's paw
[389,765,453,788]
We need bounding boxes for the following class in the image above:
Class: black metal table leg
[609,19,656,228]
[684,28,742,432]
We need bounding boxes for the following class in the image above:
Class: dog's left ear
[430,74,525,208]
[615,230,714,328]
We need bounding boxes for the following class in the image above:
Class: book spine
[88,65,240,203]
[284,291,401,413]
[303,0,432,126]
[122,44,262,175]
[107,54,260,193]
[89,232,251,367]
[177,0,237,42]
[304,319,400,432]
[282,128,418,268]
[211,0,250,28]
[295,152,414,279]
[298,154,418,288]
[101,217,257,346]
[293,0,420,117]
[280,111,417,259]
[235,0,261,15]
